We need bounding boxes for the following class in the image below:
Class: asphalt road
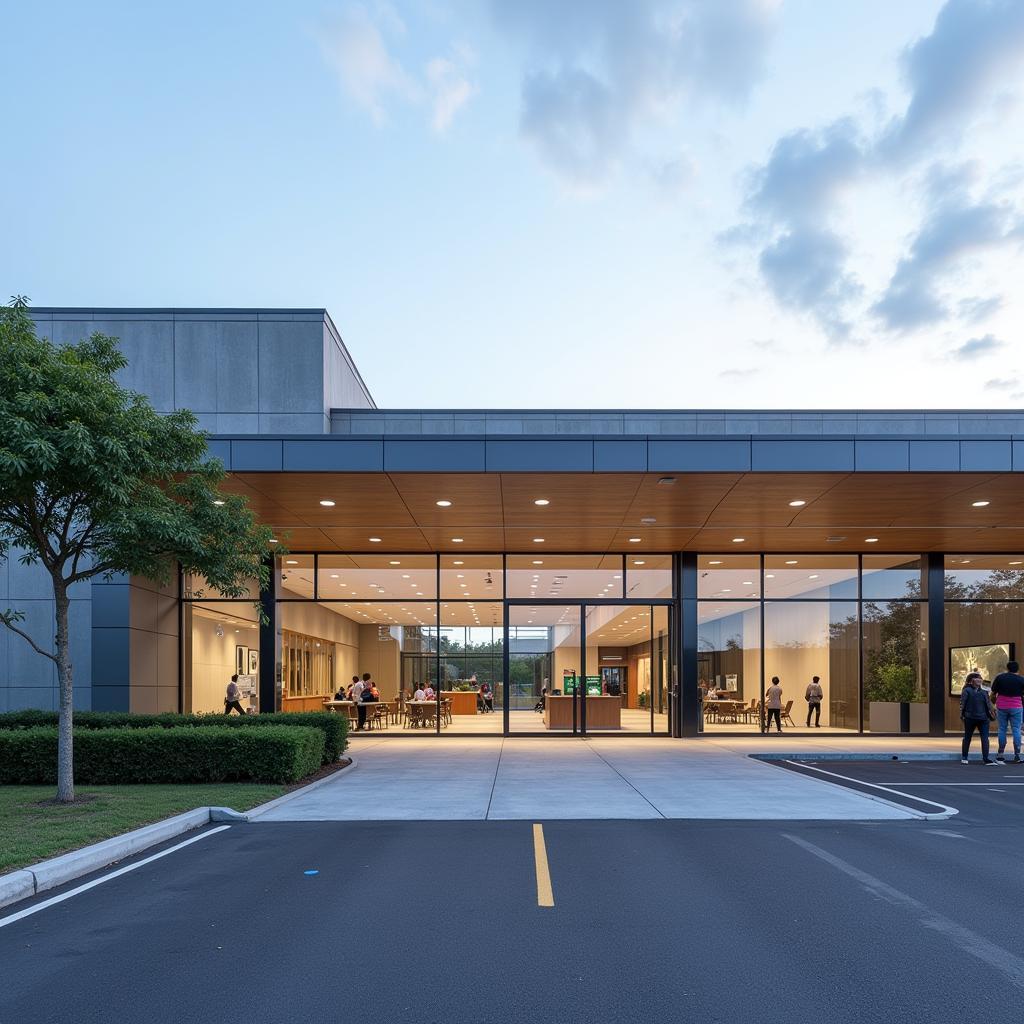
[4,802,1024,1023]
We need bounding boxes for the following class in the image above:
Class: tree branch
[0,615,58,664]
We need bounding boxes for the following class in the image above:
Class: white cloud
[985,376,1020,390]
[950,334,1004,360]
[492,0,779,186]
[426,56,476,133]
[317,5,475,132]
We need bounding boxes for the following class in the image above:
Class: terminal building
[5,307,1024,738]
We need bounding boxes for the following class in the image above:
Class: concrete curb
[752,752,962,762]
[0,805,247,912]
[246,757,357,820]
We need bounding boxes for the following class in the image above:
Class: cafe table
[403,700,443,728]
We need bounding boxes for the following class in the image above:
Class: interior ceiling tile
[623,473,743,527]
[388,473,504,527]
[704,473,849,527]
[501,474,644,528]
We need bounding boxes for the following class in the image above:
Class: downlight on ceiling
[657,477,676,485]
[972,500,990,507]
[319,499,336,507]
[788,500,806,507]
[534,499,550,506]
[865,537,879,543]
[640,517,657,525]
[436,500,452,507]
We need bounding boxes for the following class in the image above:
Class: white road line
[856,782,1024,787]
[784,833,1024,990]
[0,826,231,930]
[783,761,958,817]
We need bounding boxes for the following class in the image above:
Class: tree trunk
[54,580,74,803]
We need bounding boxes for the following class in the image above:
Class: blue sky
[2,0,1023,408]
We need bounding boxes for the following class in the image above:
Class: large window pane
[507,555,622,599]
[764,556,857,601]
[698,600,761,732]
[698,555,760,599]
[183,602,260,714]
[944,602,1024,732]
[764,601,858,731]
[184,572,261,601]
[277,555,314,599]
[441,554,503,600]
[509,605,581,732]
[863,600,928,733]
[317,554,437,600]
[945,556,1024,600]
[861,555,924,601]
[437,602,503,732]
[625,555,673,599]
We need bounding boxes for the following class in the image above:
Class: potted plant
[866,662,927,733]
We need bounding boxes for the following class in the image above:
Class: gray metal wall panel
[909,440,960,471]
[959,440,1012,472]
[594,440,647,471]
[485,440,594,471]
[648,440,751,471]
[854,440,910,471]
[751,440,855,471]
[230,440,283,471]
[283,439,384,471]
[384,440,487,472]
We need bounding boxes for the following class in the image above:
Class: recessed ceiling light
[1011,561,1023,566]
[633,560,646,566]
[808,574,820,580]
[788,500,806,507]
[451,538,464,543]
[389,560,401,565]
[629,537,642,543]
[708,560,722,566]
[533,560,543,565]
[534,498,550,506]
[330,573,339,578]
[972,500,990,507]
[269,538,278,544]
[960,559,971,564]
[641,517,657,525]
[865,537,878,543]
[319,499,336,507]
[401,574,410,579]
[533,537,545,543]
[285,559,298,565]
[657,476,676,485]
[766,573,775,579]
[436,499,452,507]
[452,560,464,565]
[742,581,753,585]
[213,499,225,506]
[732,538,745,543]
[369,537,381,543]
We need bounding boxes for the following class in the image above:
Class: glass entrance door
[507,604,581,733]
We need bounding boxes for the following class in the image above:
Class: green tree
[0,298,276,802]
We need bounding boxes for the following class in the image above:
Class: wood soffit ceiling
[220,471,1024,553]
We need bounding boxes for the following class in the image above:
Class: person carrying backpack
[960,672,996,765]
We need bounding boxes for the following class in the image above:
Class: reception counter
[441,691,479,715]
[544,694,622,730]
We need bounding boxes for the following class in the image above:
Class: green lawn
[0,783,285,873]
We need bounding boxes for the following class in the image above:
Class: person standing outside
[224,674,246,715]
[764,677,784,734]
[805,675,823,728]
[991,660,1024,763]
[351,674,366,730]
[960,672,996,765]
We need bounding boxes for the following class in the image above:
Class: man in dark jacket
[960,673,996,765]
[990,660,1024,763]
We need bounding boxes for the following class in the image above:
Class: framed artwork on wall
[725,674,738,692]
[248,649,259,675]
[949,642,1014,696]
[235,645,249,676]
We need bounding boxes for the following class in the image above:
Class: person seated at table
[534,686,547,712]
[413,684,427,702]
[334,685,347,701]
[479,682,494,712]
[423,682,436,700]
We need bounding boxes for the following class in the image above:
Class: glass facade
[176,550,1024,738]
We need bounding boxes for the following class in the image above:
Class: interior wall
[553,646,581,691]
[281,602,361,697]
[188,611,259,714]
[357,624,400,699]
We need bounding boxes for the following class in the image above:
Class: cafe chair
[370,704,389,730]
[780,700,796,728]
[442,699,452,727]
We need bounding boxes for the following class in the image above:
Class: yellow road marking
[533,823,554,907]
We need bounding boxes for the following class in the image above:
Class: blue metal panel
[594,440,647,471]
[230,439,283,471]
[960,440,1012,472]
[485,440,594,471]
[909,440,960,471]
[284,439,384,471]
[384,440,486,472]
[204,439,231,465]
[854,440,909,471]
[648,440,750,471]
[90,583,130,629]
[91,685,130,712]
[752,440,855,471]
[91,627,131,689]
[1014,442,1024,471]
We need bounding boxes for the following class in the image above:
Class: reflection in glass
[698,601,761,732]
[698,555,760,600]
[764,601,858,731]
[317,554,437,601]
[764,556,857,601]
[625,555,673,599]
[944,556,1024,600]
[862,600,928,733]
[861,555,924,601]
[506,555,623,600]
[508,605,581,732]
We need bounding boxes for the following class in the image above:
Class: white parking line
[0,826,231,930]
[783,761,958,817]
[784,834,1024,990]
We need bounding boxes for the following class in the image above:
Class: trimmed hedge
[0,710,347,765]
[0,725,325,785]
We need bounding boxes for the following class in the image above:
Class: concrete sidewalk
[251,736,924,822]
